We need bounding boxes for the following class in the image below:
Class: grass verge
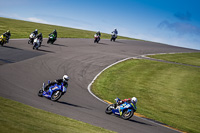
[148,52,200,66]
[0,97,115,133]
[0,17,135,40]
[92,53,200,133]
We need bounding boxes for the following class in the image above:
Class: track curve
[0,38,199,133]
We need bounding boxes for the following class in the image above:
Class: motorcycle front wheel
[121,110,134,120]
[51,91,62,101]
[47,39,50,44]
[28,40,31,44]
[105,104,114,114]
[0,41,3,46]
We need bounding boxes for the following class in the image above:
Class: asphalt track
[0,38,199,133]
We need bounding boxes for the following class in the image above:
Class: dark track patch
[0,46,44,65]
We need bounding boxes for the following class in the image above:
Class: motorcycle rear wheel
[51,91,62,101]
[105,104,114,114]
[38,90,43,97]
[121,110,133,120]
[47,39,50,44]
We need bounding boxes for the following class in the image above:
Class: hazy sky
[0,0,200,50]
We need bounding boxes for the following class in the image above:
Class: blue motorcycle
[38,80,67,101]
[105,98,136,120]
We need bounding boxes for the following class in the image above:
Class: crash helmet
[131,97,137,103]
[35,29,38,32]
[7,30,10,33]
[63,75,69,82]
[54,29,56,32]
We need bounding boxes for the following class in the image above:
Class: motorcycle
[105,98,136,120]
[47,34,56,44]
[28,33,36,44]
[38,80,67,101]
[33,38,41,50]
[110,32,117,42]
[0,34,7,46]
[94,34,100,43]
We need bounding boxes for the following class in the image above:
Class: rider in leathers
[49,29,57,41]
[3,30,11,43]
[43,75,69,92]
[115,97,137,116]
[36,33,43,46]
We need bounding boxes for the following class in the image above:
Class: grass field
[148,52,200,66]
[0,17,135,40]
[92,53,200,133]
[0,97,115,133]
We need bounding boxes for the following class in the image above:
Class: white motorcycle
[28,33,36,44]
[33,38,41,50]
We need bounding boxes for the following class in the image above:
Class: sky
[0,0,200,50]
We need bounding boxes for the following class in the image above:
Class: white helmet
[35,29,38,31]
[131,97,137,103]
[63,75,69,82]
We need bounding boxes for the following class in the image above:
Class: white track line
[87,57,134,104]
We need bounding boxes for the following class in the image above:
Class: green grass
[0,97,115,133]
[0,17,135,40]
[92,53,200,133]
[148,52,200,66]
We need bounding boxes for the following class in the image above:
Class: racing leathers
[32,30,38,36]
[115,98,137,116]
[43,79,68,92]
[49,30,57,41]
[4,31,11,43]
[36,33,43,46]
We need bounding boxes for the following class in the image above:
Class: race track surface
[0,38,199,133]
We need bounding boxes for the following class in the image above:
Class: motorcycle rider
[3,30,11,43]
[36,33,43,46]
[55,75,69,87]
[43,75,69,92]
[111,28,118,38]
[112,28,118,35]
[115,97,137,116]
[95,31,101,37]
[32,29,38,36]
[94,31,101,42]
[49,29,57,41]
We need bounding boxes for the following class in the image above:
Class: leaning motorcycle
[28,33,36,44]
[47,34,56,44]
[105,98,136,120]
[38,80,67,101]
[110,33,117,42]
[94,34,100,43]
[0,34,7,46]
[33,38,40,50]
